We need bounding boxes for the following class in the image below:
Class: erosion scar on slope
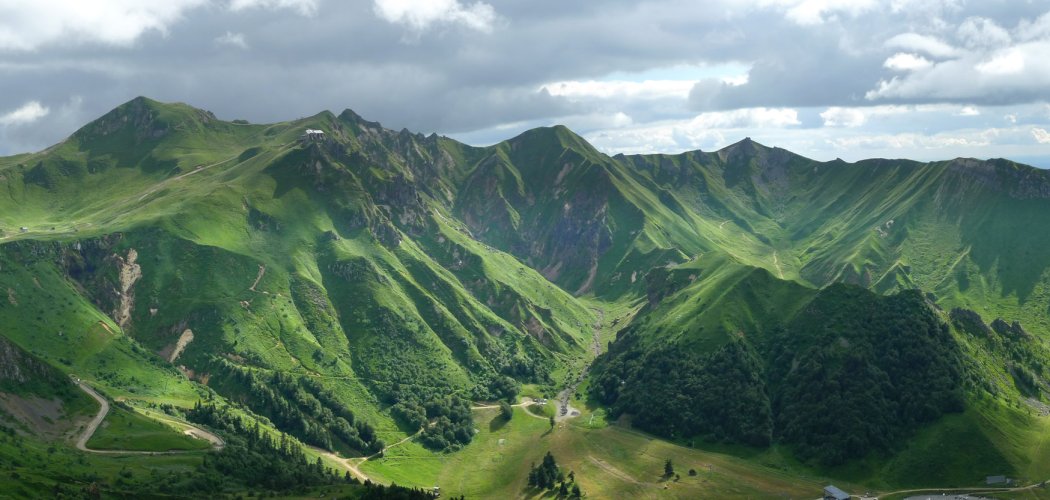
[168,329,194,363]
[114,248,142,331]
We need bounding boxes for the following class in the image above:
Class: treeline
[208,360,382,454]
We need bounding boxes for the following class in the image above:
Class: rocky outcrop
[113,248,142,331]
[0,337,64,392]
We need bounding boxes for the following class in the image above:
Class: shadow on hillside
[489,414,509,432]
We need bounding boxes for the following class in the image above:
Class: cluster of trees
[592,284,975,467]
[527,452,581,498]
[769,287,968,465]
[184,401,340,492]
[590,335,773,446]
[392,394,476,451]
[210,361,382,454]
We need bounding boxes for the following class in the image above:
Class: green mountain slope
[1,97,1049,495]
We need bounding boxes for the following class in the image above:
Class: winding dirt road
[73,380,223,454]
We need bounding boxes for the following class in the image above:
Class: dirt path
[136,154,241,202]
[73,380,223,454]
[75,381,110,453]
[311,447,371,483]
[588,456,641,485]
[772,251,784,279]
[249,265,266,292]
[312,427,424,484]
[874,482,1047,498]
[472,398,552,421]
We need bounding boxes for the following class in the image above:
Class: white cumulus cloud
[820,105,910,128]
[1032,127,1050,144]
[884,33,961,58]
[758,0,879,26]
[0,101,50,126]
[0,0,321,51]
[690,107,800,129]
[869,12,1050,104]
[373,0,498,33]
[974,48,1025,75]
[0,0,206,50]
[821,107,867,127]
[884,53,932,71]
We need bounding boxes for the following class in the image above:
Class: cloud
[215,31,248,49]
[373,0,498,33]
[228,0,319,16]
[820,105,910,127]
[974,48,1025,75]
[0,101,50,126]
[957,17,1011,49]
[0,0,207,51]
[957,106,979,116]
[869,13,1050,105]
[820,107,867,127]
[884,53,932,71]
[690,107,800,128]
[884,33,961,58]
[542,79,694,101]
[758,0,879,26]
[1033,128,1050,144]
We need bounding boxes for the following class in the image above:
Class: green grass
[85,404,211,452]
[360,406,847,499]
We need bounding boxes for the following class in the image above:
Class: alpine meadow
[3,1,1050,499]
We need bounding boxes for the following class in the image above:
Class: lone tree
[499,400,513,421]
[549,415,555,429]
[664,459,675,478]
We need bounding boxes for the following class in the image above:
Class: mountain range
[1,97,1049,498]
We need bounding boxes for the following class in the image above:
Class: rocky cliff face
[0,336,59,388]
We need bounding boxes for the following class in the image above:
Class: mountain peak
[74,96,217,142]
[506,124,600,157]
[338,108,383,129]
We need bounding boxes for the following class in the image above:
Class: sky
[1,0,1049,166]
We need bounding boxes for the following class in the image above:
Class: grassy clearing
[361,406,841,499]
[85,404,211,452]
